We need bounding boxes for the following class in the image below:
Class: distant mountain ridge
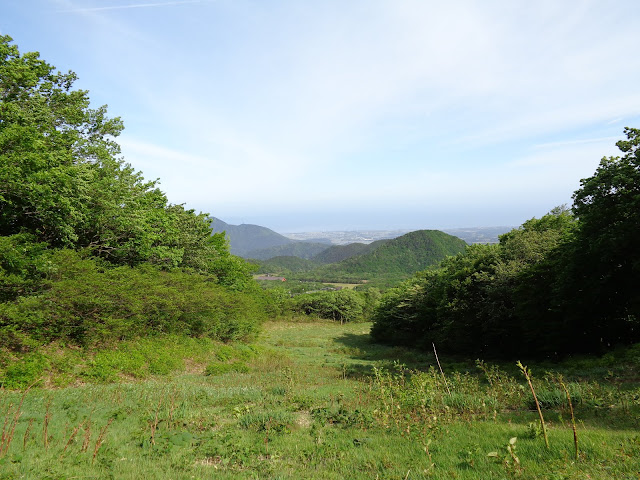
[209,217,295,257]
[211,217,505,262]
[209,217,330,259]
[255,229,468,287]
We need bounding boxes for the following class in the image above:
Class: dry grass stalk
[0,402,16,457]
[517,361,549,449]
[81,420,92,453]
[62,418,88,454]
[151,397,163,446]
[43,397,52,449]
[92,418,113,464]
[559,377,579,461]
[1,383,34,457]
[432,343,451,396]
[23,418,34,451]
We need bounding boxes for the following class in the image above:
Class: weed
[558,375,579,461]
[204,362,249,376]
[488,436,521,474]
[239,410,293,433]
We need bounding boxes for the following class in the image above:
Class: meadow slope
[1,321,639,479]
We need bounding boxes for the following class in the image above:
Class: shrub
[290,290,366,323]
[0,250,265,349]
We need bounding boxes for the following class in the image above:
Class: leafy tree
[0,35,254,287]
[0,234,51,302]
[0,34,123,246]
[565,127,640,347]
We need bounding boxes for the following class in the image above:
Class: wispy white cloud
[59,0,206,13]
[534,136,620,149]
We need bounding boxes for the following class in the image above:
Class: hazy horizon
[216,213,516,236]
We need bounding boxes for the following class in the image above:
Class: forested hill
[209,217,296,257]
[247,241,331,260]
[313,239,390,264]
[322,230,467,277]
[210,217,330,259]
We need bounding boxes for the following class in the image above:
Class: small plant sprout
[517,361,549,449]
[488,437,520,472]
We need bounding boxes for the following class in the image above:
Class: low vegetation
[1,322,639,478]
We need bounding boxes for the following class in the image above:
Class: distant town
[283,226,513,245]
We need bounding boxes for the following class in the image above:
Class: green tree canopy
[565,127,640,345]
[0,35,252,284]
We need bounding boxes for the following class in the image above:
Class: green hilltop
[322,229,467,277]
[313,239,389,264]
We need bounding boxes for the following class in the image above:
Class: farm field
[1,321,639,479]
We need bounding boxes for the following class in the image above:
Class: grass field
[1,321,639,479]
[322,282,362,290]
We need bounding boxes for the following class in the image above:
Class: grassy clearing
[1,321,639,479]
[322,282,362,290]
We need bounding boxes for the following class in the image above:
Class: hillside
[313,239,389,264]
[210,218,330,259]
[210,217,295,257]
[254,255,320,273]
[246,241,329,260]
[321,229,467,278]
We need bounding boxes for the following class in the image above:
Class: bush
[290,290,366,323]
[1,352,48,389]
[0,250,266,349]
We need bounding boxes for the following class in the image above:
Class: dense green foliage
[0,251,264,351]
[372,130,640,357]
[372,209,575,356]
[254,255,320,274]
[288,289,380,323]
[247,241,329,260]
[0,36,262,359]
[312,240,389,264]
[564,127,640,348]
[0,35,248,278]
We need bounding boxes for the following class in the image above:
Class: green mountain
[247,242,330,260]
[209,217,296,257]
[321,230,467,278]
[210,217,330,259]
[313,239,389,264]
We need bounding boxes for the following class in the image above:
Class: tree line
[372,128,640,359]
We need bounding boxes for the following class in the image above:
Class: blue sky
[2,1,639,232]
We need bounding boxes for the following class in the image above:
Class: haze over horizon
[2,1,639,232]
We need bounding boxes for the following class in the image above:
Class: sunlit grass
[1,321,638,479]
